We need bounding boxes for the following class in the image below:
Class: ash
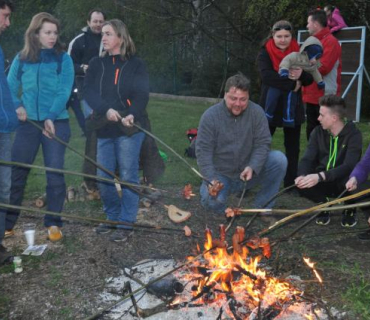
[98,259,345,320]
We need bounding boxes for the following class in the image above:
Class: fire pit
[98,227,345,319]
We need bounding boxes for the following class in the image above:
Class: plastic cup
[23,223,36,247]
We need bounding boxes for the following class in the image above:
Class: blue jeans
[200,150,287,214]
[5,121,70,229]
[97,132,145,229]
[0,133,12,244]
[81,99,93,119]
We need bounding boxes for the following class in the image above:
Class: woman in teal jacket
[5,12,74,242]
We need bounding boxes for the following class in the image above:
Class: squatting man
[196,73,287,214]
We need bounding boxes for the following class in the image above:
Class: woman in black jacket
[258,20,313,187]
[83,19,149,242]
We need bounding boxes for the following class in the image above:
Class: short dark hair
[88,8,106,21]
[308,9,327,27]
[319,94,346,119]
[0,0,14,11]
[225,73,250,93]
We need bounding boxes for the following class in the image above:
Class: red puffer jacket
[302,27,341,105]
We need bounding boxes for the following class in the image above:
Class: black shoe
[341,208,357,228]
[109,229,133,242]
[358,230,370,240]
[316,211,331,225]
[95,223,114,234]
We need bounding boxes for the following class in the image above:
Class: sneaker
[47,226,63,242]
[341,209,357,228]
[4,229,14,238]
[316,211,331,225]
[358,230,370,240]
[109,229,133,242]
[95,223,114,234]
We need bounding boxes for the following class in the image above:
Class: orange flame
[182,228,301,316]
[303,257,323,283]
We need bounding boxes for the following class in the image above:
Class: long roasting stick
[258,188,370,237]
[237,201,370,215]
[132,122,212,185]
[0,159,165,193]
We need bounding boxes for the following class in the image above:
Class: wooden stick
[258,188,370,236]
[0,203,185,234]
[237,201,370,215]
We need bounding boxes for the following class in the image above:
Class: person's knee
[269,150,288,171]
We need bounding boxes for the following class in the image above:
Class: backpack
[184,128,198,158]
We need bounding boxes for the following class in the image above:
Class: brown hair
[102,19,136,59]
[261,20,294,47]
[224,73,250,93]
[319,94,346,120]
[20,12,64,62]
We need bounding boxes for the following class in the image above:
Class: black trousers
[270,125,301,188]
[306,103,320,141]
[298,179,346,203]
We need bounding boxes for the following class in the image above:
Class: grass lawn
[12,97,370,319]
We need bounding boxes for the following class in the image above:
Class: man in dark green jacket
[295,94,362,227]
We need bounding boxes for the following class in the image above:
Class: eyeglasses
[273,25,292,31]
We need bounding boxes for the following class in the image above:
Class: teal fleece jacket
[7,49,74,121]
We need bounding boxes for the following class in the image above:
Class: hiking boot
[109,229,133,242]
[316,211,330,225]
[47,226,63,242]
[341,209,357,228]
[358,230,370,240]
[4,229,14,238]
[95,223,114,234]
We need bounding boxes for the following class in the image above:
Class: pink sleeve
[330,10,348,33]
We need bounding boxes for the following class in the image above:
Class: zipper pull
[114,68,119,85]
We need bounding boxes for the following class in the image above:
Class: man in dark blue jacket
[68,9,105,194]
[0,0,17,265]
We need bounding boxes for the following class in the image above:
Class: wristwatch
[318,172,324,182]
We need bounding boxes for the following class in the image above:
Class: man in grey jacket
[196,73,287,214]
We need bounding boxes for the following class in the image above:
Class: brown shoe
[47,226,63,242]
[4,229,14,238]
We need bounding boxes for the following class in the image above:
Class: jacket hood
[337,121,360,138]
[300,36,323,53]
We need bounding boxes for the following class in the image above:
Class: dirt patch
[1,187,369,319]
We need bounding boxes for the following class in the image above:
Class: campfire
[98,225,343,320]
[171,226,303,319]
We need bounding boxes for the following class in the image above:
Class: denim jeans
[5,121,70,229]
[200,150,287,214]
[0,133,12,244]
[97,132,145,229]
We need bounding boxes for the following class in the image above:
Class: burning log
[182,183,196,200]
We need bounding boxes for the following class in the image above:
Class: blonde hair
[20,12,64,62]
[102,19,136,59]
